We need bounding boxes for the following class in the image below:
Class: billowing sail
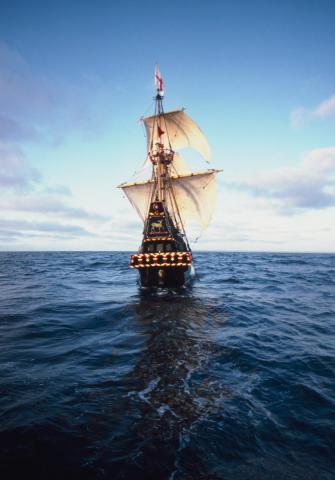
[143,110,211,163]
[171,152,192,175]
[119,169,219,232]
[119,180,154,222]
[166,171,217,231]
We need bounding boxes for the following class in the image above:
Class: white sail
[143,110,211,163]
[167,171,217,232]
[119,180,154,222]
[171,152,192,175]
[119,169,219,232]
[119,153,192,221]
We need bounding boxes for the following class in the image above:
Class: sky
[0,0,335,252]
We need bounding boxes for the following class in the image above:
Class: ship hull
[139,266,192,288]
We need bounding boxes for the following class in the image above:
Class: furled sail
[119,169,219,232]
[143,110,211,163]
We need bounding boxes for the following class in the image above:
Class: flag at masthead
[155,64,164,96]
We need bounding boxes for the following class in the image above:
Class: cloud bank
[230,147,335,212]
[290,94,335,129]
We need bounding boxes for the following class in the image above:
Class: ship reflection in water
[118,289,232,479]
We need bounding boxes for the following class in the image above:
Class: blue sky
[1,0,335,251]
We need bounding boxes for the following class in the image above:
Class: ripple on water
[0,251,334,479]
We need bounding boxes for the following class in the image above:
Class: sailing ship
[119,66,220,287]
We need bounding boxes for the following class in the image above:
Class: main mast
[146,67,185,239]
[153,92,165,203]
[149,69,173,206]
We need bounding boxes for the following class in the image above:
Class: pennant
[155,64,164,92]
[157,125,165,137]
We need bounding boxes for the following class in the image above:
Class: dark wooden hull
[139,266,191,287]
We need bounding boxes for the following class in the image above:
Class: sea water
[0,252,334,479]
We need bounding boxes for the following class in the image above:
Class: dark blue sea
[0,252,334,480]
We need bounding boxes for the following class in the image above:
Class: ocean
[0,251,334,479]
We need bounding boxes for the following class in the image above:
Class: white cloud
[0,194,109,221]
[0,218,94,239]
[0,143,40,190]
[314,94,335,118]
[230,147,335,211]
[194,188,335,253]
[193,147,335,252]
[0,142,109,245]
[290,94,335,128]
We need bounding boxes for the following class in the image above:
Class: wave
[0,251,334,479]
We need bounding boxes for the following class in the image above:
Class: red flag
[155,64,164,92]
[157,125,165,137]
